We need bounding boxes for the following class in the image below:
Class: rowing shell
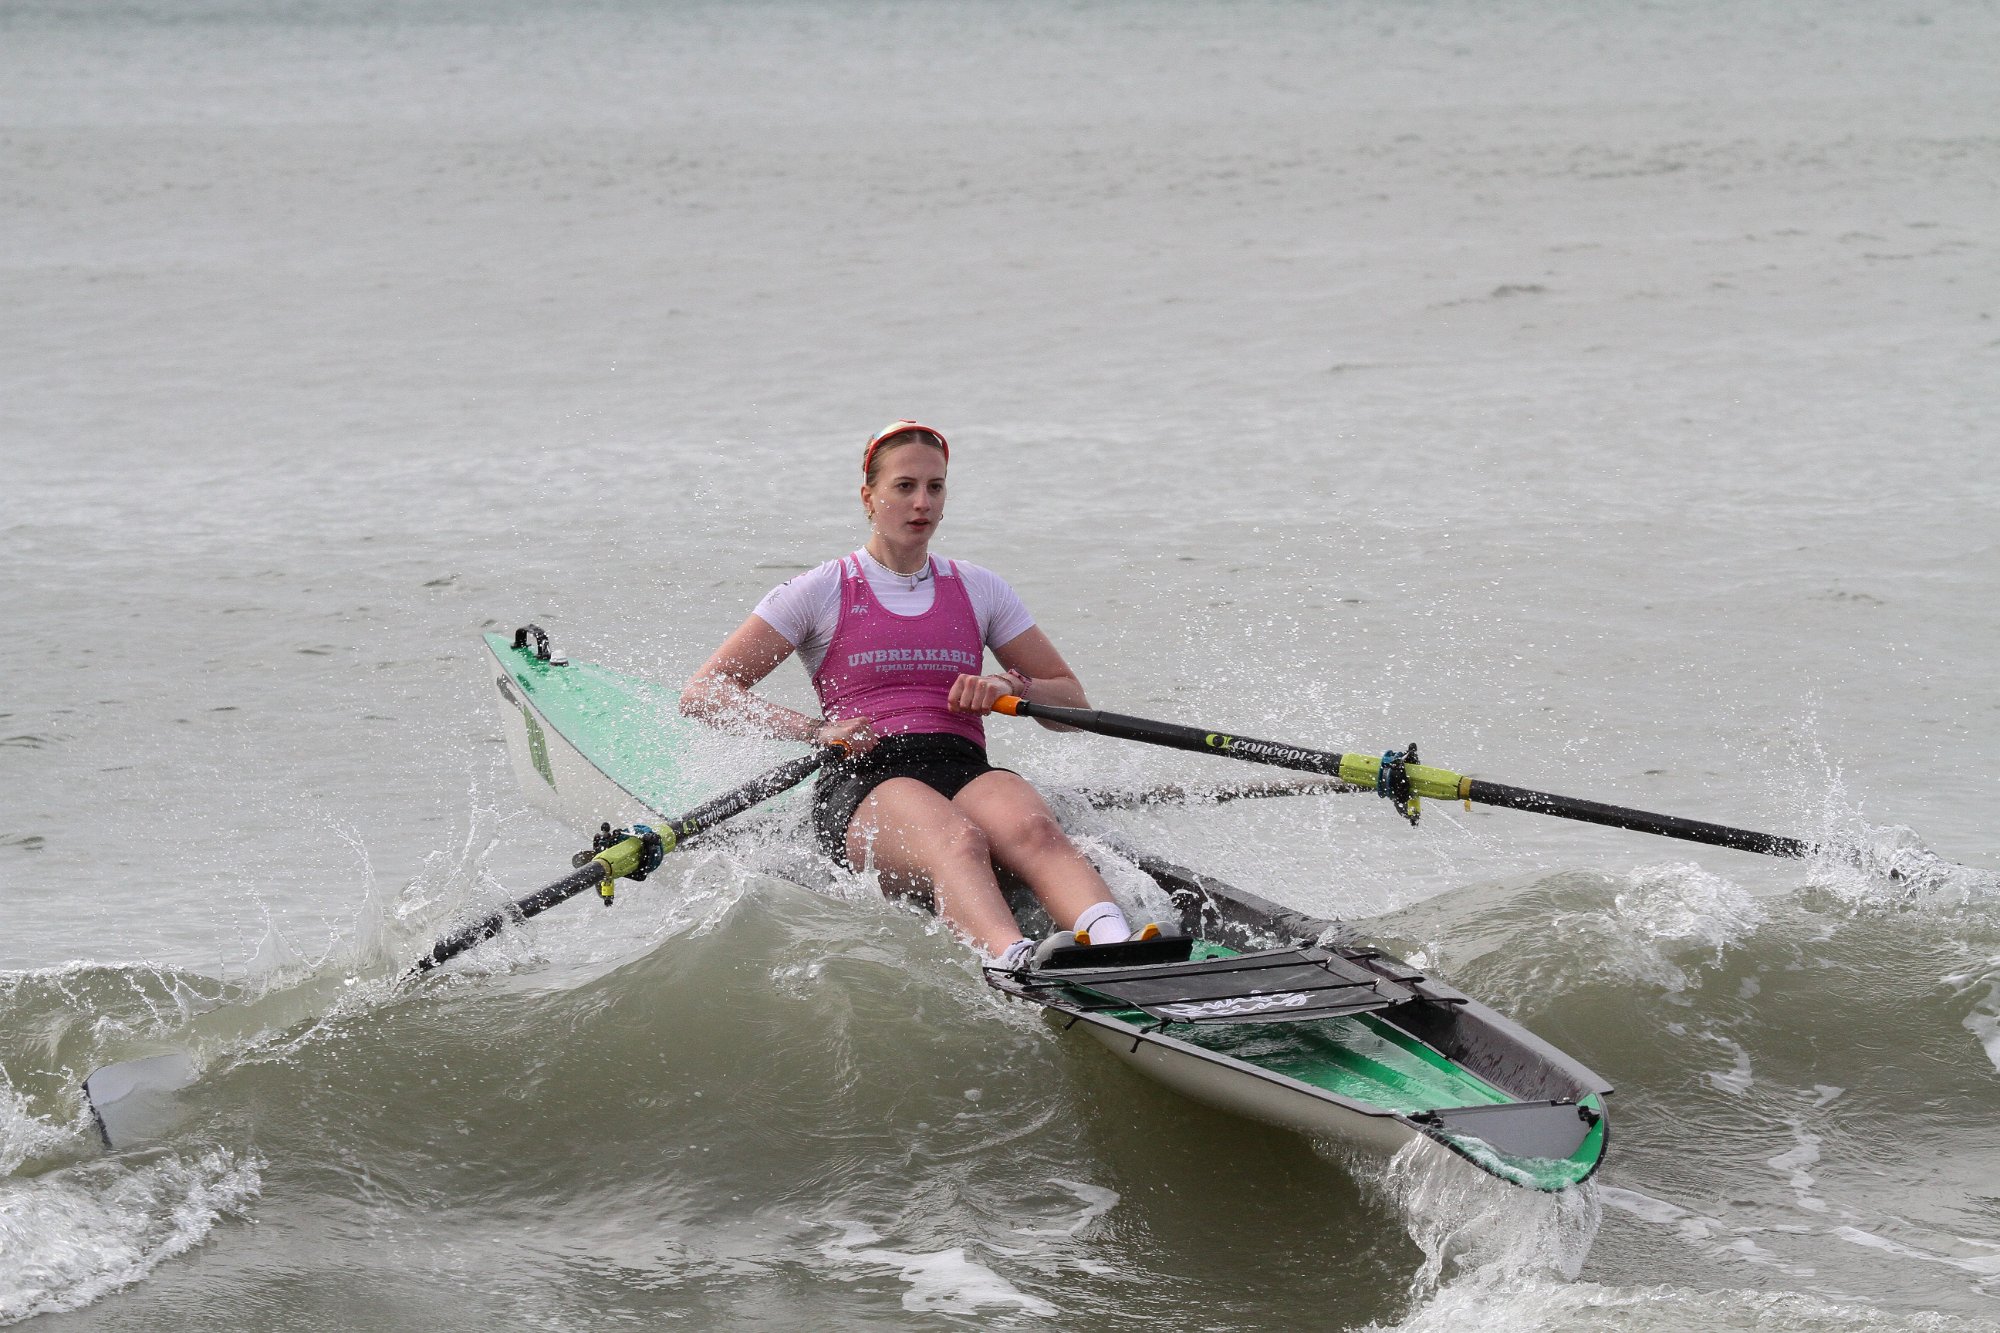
[483,631,1613,1192]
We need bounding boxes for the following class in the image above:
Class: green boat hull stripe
[485,632,812,828]
[486,633,687,818]
[523,706,555,787]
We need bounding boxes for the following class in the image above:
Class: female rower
[680,420,1148,970]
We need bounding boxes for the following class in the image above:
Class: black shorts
[811,732,1009,864]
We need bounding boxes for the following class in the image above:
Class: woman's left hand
[948,673,1017,715]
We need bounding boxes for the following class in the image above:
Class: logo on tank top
[845,647,981,672]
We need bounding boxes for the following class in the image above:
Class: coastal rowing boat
[483,630,1612,1191]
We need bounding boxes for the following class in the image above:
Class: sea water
[4,0,1998,1326]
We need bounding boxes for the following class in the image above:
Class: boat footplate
[1027,946,1419,1026]
[1037,934,1197,971]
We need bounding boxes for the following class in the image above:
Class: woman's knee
[998,807,1070,860]
[957,776,1069,851]
[853,792,992,874]
[936,815,993,866]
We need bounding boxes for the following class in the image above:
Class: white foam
[819,1221,1057,1317]
[0,1149,261,1322]
[0,1078,69,1179]
[1942,957,2000,1074]
[1700,1030,1755,1097]
[1599,1186,1817,1278]
[1371,1279,1950,1332]
[1598,1185,1690,1229]
[1017,1179,1119,1239]
[1766,1128,1828,1215]
[1830,1225,2000,1279]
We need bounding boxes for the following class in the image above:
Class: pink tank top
[811,555,987,747]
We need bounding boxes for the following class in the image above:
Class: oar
[407,747,837,976]
[84,748,835,1150]
[1076,776,1364,810]
[996,696,1813,861]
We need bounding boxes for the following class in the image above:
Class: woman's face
[863,443,948,543]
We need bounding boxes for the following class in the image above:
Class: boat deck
[1175,1010,1511,1115]
[1066,944,1511,1115]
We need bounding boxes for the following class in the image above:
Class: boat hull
[486,638,658,829]
[987,940,1609,1191]
[1063,1008,1431,1158]
[483,629,1613,1191]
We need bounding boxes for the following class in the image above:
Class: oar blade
[82,1051,199,1150]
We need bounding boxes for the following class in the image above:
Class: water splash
[0,1149,261,1323]
[0,1075,69,1179]
[1807,824,2000,908]
[1609,863,1768,990]
[1757,712,1999,908]
[1354,1136,1602,1329]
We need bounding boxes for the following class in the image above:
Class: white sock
[1074,901,1131,944]
[991,938,1034,970]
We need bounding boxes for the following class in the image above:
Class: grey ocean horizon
[4,1,1998,1327]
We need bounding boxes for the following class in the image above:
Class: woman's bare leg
[844,777,1024,955]
[951,771,1117,931]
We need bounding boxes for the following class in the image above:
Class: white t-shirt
[752,550,1037,676]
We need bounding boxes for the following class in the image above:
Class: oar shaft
[1465,780,1811,858]
[1004,699,1352,777]
[668,750,832,837]
[1079,776,1364,810]
[409,749,834,976]
[411,863,611,973]
[998,696,1811,863]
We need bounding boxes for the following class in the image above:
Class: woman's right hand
[816,715,878,756]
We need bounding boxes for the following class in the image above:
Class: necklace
[866,546,931,587]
